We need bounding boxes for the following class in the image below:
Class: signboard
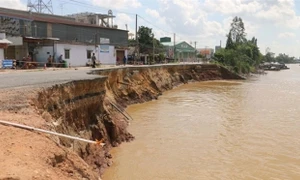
[100,45,109,53]
[160,37,171,43]
[100,38,110,44]
[1,59,14,69]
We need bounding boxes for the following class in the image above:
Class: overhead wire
[58,0,175,38]
[62,0,136,16]
[2,1,184,50]
[137,15,173,35]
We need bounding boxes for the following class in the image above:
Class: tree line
[264,52,296,64]
[128,17,296,68]
[213,16,296,74]
[128,26,165,55]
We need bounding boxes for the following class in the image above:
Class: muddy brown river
[103,64,300,180]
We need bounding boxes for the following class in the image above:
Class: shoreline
[0,64,243,179]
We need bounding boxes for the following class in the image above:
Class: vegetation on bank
[213,16,296,74]
[264,52,296,64]
[213,16,263,74]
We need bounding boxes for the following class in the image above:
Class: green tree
[225,31,235,50]
[230,16,246,43]
[197,54,204,58]
[137,26,164,54]
[275,53,295,64]
[264,52,275,62]
[128,39,137,46]
[214,17,263,74]
[137,26,153,54]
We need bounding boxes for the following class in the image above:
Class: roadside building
[215,45,221,53]
[197,48,214,59]
[0,7,128,67]
[162,41,196,62]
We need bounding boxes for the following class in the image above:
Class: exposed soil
[0,64,243,180]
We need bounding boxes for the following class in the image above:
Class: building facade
[198,48,214,59]
[0,7,128,66]
[0,31,12,61]
[215,45,221,53]
[162,41,196,62]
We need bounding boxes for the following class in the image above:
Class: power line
[54,1,176,44]
[34,0,175,40]
[137,15,173,35]
[62,0,136,16]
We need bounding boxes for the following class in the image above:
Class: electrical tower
[27,0,53,14]
[265,47,270,54]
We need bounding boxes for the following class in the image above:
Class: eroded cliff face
[33,78,134,176]
[98,64,236,107]
[30,64,243,178]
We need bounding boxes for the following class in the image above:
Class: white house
[34,42,124,66]
[0,7,129,67]
[0,31,12,61]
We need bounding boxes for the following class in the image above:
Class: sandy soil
[0,64,242,180]
[0,89,101,180]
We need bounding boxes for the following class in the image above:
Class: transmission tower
[265,47,271,54]
[27,0,53,14]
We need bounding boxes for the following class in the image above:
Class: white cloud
[2,0,300,57]
[145,8,160,18]
[266,40,299,57]
[255,1,295,23]
[203,0,300,29]
[114,13,134,31]
[204,0,262,15]
[278,32,295,38]
[152,0,300,56]
[91,0,141,10]
[157,0,207,35]
[0,0,26,10]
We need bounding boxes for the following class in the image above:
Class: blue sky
[2,0,300,57]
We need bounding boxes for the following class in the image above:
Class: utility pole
[135,14,137,42]
[135,14,139,64]
[205,46,208,63]
[173,33,176,62]
[94,33,97,49]
[153,34,155,64]
[94,33,99,62]
[194,41,197,62]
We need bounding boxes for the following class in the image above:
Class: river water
[103,64,300,180]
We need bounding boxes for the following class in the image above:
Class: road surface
[0,62,205,89]
[0,68,101,89]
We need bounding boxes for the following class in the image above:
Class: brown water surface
[103,64,300,180]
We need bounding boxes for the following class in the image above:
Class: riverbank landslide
[0,64,243,180]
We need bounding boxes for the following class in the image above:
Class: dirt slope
[0,64,243,180]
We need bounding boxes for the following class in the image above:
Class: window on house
[87,50,93,59]
[64,49,70,59]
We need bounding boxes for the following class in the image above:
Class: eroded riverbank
[104,64,300,180]
[0,64,243,179]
